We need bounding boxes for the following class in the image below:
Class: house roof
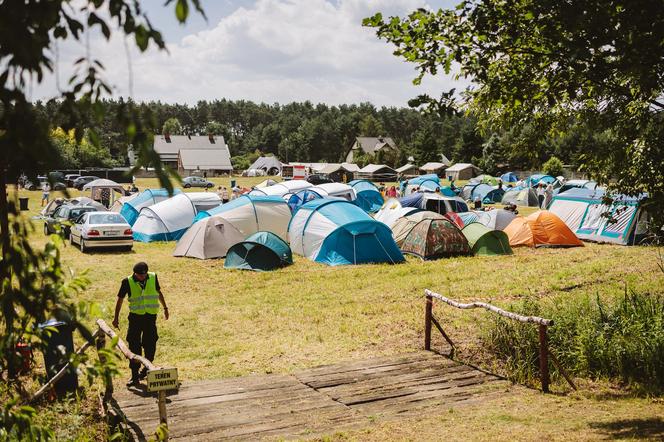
[420,162,448,171]
[445,163,480,172]
[359,164,396,174]
[154,135,228,155]
[319,163,361,174]
[396,164,418,173]
[353,137,398,154]
[179,149,232,170]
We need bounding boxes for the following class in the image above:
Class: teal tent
[224,231,293,271]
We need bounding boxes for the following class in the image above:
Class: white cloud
[31,0,468,106]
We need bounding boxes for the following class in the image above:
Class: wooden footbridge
[30,290,575,441]
[113,351,508,441]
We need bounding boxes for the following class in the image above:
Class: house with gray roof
[345,136,398,163]
[153,134,232,176]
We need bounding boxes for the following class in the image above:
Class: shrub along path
[113,351,510,440]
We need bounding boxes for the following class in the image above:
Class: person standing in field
[112,262,169,387]
[544,183,554,209]
[536,183,546,208]
[221,186,229,204]
[41,181,50,207]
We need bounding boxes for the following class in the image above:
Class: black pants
[538,194,545,208]
[126,313,158,377]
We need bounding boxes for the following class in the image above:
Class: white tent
[475,209,517,230]
[82,178,126,208]
[374,198,420,228]
[186,192,222,212]
[132,193,219,242]
[309,183,356,201]
[172,216,246,259]
[248,180,312,198]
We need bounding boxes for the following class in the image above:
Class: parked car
[73,175,100,190]
[64,174,81,187]
[306,174,333,185]
[26,176,66,191]
[182,176,214,188]
[69,212,133,252]
[44,204,99,238]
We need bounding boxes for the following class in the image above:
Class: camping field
[15,178,664,440]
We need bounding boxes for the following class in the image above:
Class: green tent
[224,231,293,271]
[461,222,513,256]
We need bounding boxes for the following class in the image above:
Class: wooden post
[95,332,113,404]
[424,294,433,350]
[158,390,168,440]
[539,324,550,393]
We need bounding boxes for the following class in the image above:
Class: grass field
[13,177,664,440]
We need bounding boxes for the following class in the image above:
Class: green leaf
[135,25,149,51]
[176,0,189,23]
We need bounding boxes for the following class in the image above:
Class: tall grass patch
[483,290,664,393]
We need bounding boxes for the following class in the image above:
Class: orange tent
[504,210,584,248]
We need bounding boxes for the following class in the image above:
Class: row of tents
[112,175,651,269]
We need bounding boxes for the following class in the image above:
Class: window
[90,214,126,224]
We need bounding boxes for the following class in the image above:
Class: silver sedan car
[69,212,133,252]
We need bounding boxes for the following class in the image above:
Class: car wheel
[184,183,191,188]
[44,223,49,235]
[80,239,87,253]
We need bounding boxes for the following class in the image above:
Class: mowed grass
[13,178,664,440]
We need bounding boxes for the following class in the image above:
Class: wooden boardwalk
[113,351,509,441]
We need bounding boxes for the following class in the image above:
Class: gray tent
[248,156,283,175]
[173,215,245,259]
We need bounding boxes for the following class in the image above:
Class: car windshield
[89,214,125,224]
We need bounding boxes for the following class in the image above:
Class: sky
[31,0,469,107]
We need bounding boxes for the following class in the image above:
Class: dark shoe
[138,368,148,380]
[126,377,140,388]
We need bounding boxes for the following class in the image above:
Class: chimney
[164,132,171,143]
[208,133,215,144]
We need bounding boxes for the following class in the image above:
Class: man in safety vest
[112,262,169,387]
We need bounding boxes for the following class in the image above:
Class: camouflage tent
[392,211,471,260]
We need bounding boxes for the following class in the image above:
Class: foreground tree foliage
[365,0,664,226]
[0,0,203,438]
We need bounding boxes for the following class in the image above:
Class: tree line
[32,98,595,174]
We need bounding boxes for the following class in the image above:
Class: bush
[482,290,664,393]
[542,156,564,177]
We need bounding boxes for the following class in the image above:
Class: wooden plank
[314,363,475,396]
[295,352,436,379]
[298,356,460,389]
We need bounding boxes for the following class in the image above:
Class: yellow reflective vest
[127,272,160,315]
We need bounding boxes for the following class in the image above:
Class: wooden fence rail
[424,289,576,393]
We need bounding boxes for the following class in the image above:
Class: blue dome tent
[500,172,519,183]
[525,174,557,187]
[348,180,384,213]
[287,189,326,213]
[288,200,404,266]
[120,188,181,226]
[224,231,293,271]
